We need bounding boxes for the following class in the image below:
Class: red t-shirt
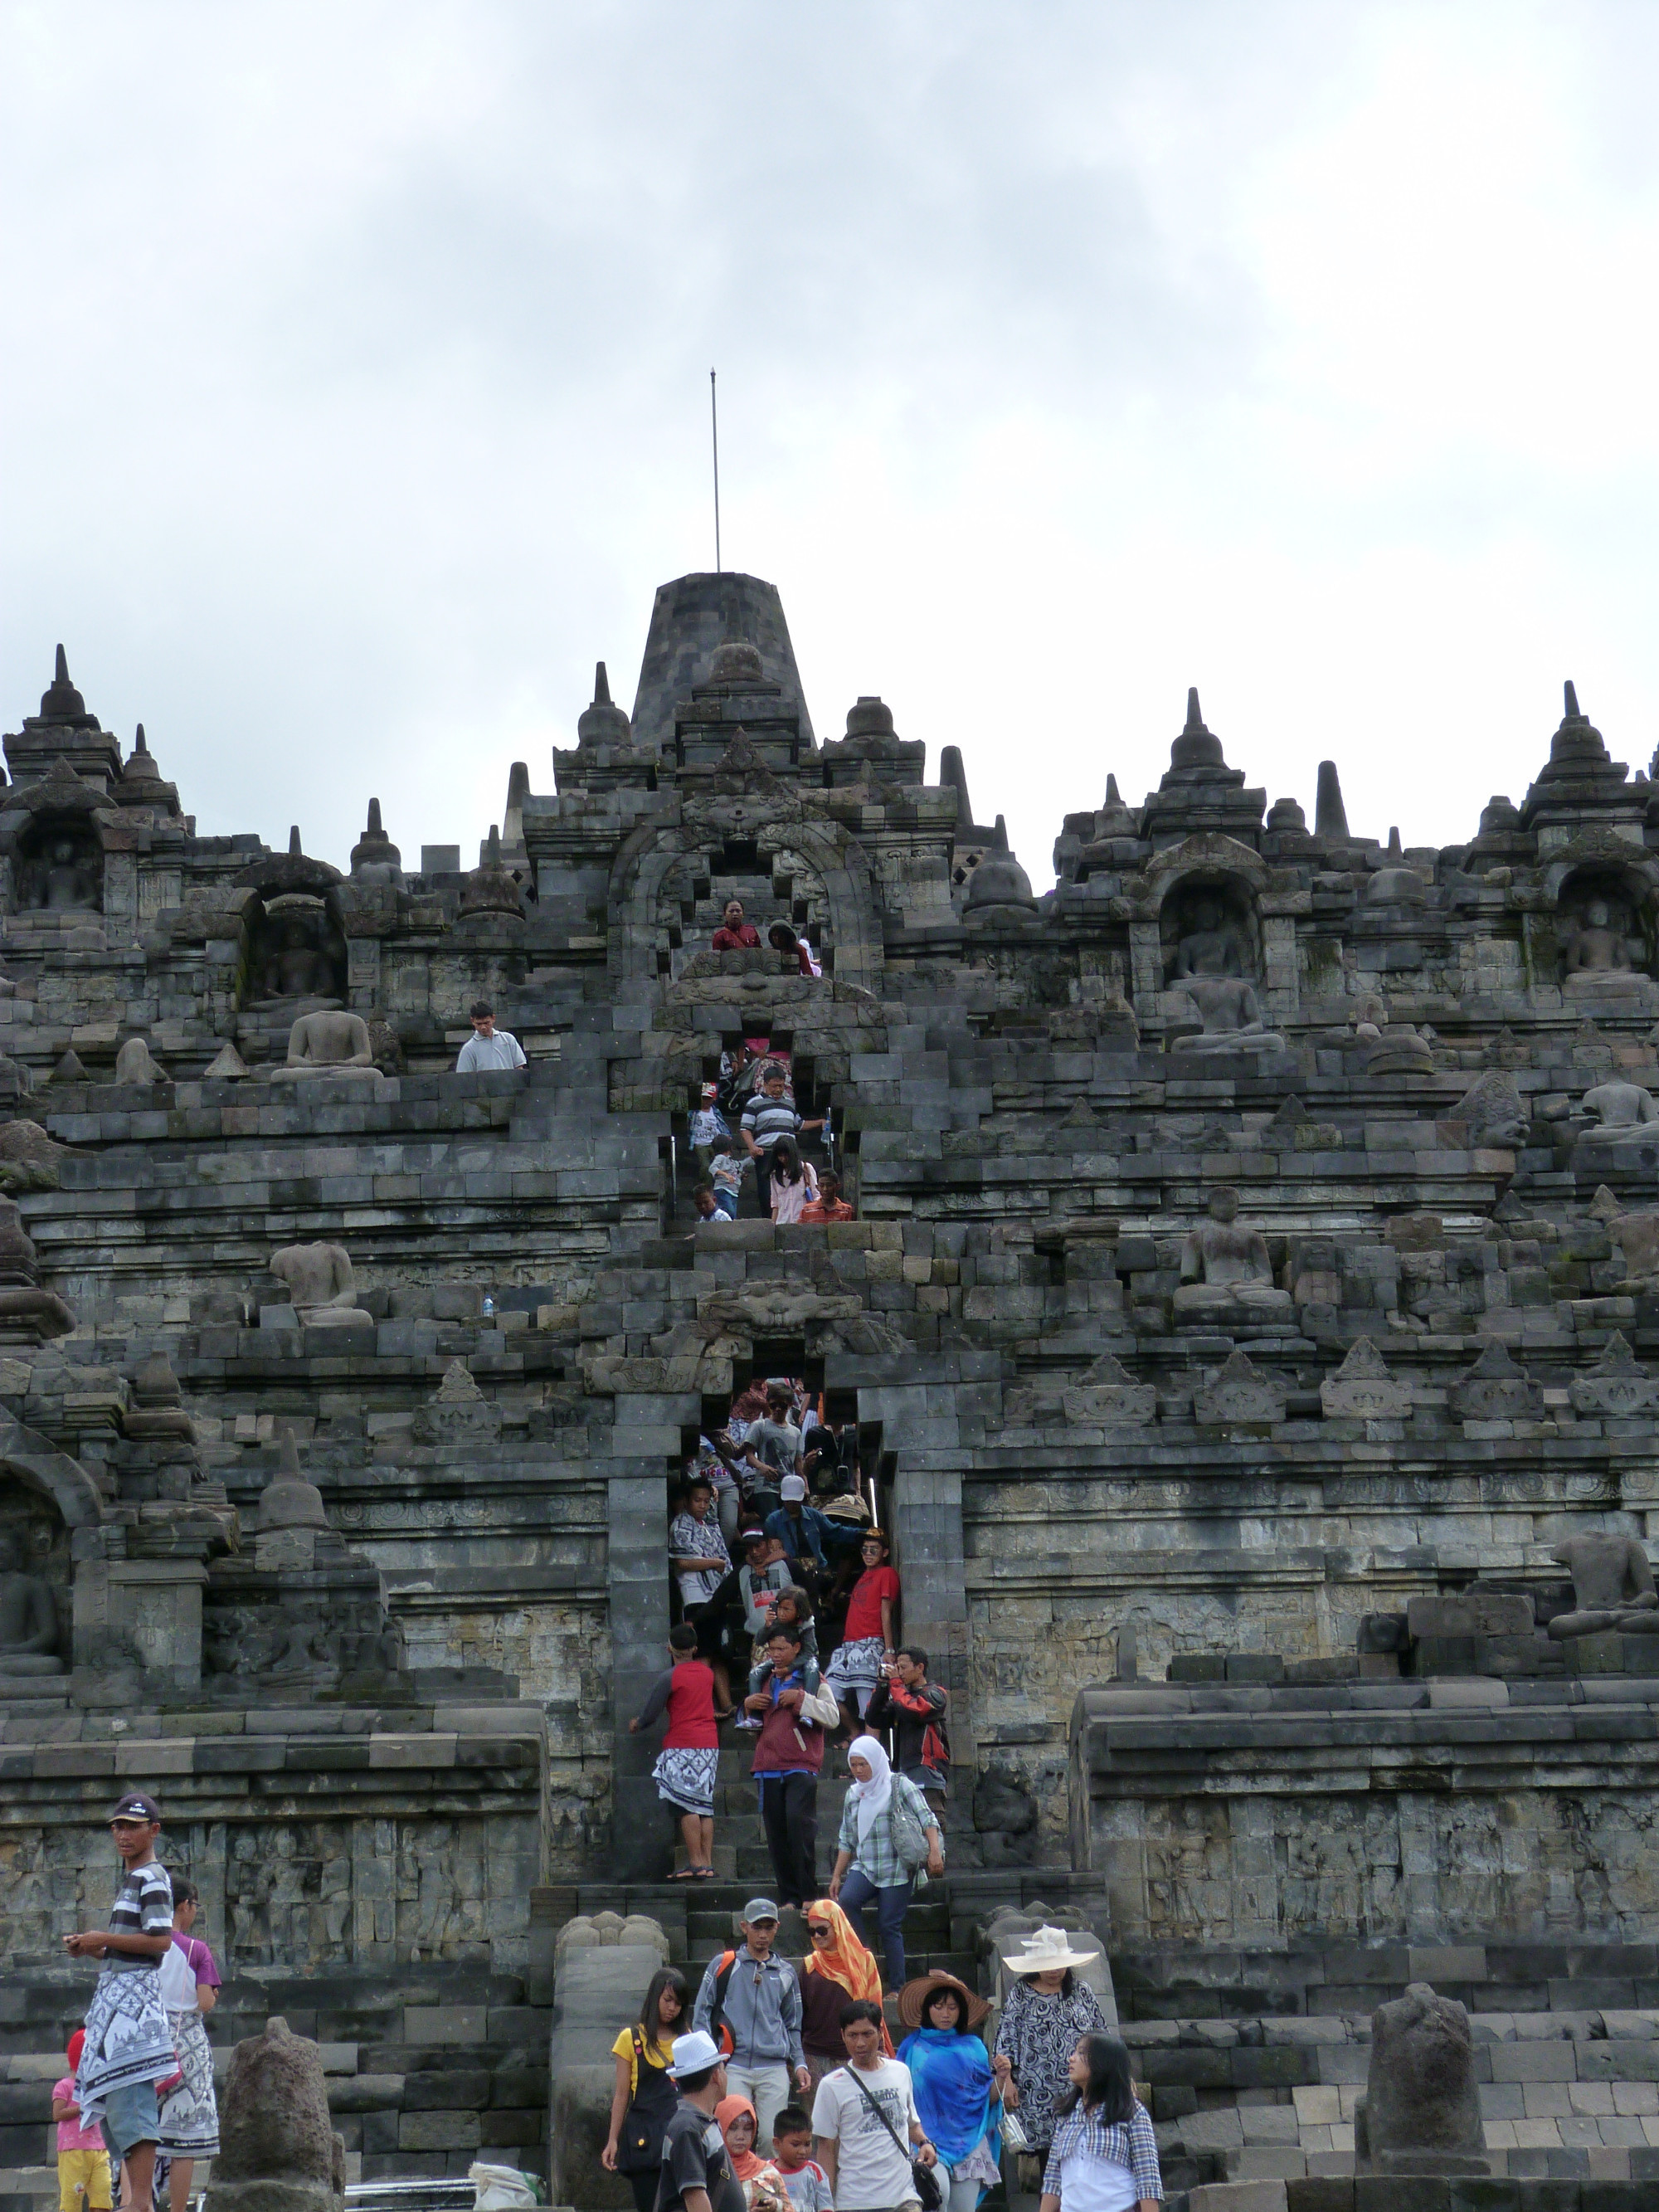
[664,1660,719,1749]
[843,1565,900,1644]
[712,924,762,950]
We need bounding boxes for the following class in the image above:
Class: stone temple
[4,576,1659,2205]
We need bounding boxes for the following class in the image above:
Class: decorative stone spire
[288,826,303,858]
[577,660,633,747]
[348,797,402,880]
[459,824,523,917]
[37,646,98,729]
[1315,761,1350,841]
[502,761,529,850]
[1170,687,1225,771]
[114,724,180,815]
[255,1430,330,1534]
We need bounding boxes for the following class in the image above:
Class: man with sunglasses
[63,1795,176,2212]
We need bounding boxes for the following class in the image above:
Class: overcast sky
[3,2,1657,885]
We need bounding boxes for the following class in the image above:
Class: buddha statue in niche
[1173,1187,1294,1323]
[1170,894,1248,979]
[1562,898,1644,992]
[254,898,342,1004]
[26,836,101,914]
[0,1532,63,1674]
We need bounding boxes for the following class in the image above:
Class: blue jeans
[839,1864,913,1985]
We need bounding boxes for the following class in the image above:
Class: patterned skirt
[157,2007,219,2157]
[654,1746,718,1815]
[75,1970,176,2132]
[825,1635,885,1696]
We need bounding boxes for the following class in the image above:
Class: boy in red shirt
[797,1172,854,1225]
[630,1623,720,1878]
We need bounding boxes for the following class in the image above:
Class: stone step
[1122,2010,1659,2186]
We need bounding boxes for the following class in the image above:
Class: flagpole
[710,368,722,573]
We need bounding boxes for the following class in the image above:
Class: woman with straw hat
[895,1974,1005,2212]
[795,1898,890,2088]
[990,1928,1109,2178]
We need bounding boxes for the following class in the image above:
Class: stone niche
[1160,872,1261,984]
[1554,864,1658,996]
[0,1480,69,1679]
[13,813,104,914]
[243,893,348,1008]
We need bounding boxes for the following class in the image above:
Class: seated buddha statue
[0,1533,64,1674]
[1562,899,1645,996]
[1173,1189,1294,1324]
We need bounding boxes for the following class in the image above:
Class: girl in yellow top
[602,1966,692,2212]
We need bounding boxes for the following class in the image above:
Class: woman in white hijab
[826,1733,943,1986]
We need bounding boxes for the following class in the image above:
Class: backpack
[706,1949,738,2056]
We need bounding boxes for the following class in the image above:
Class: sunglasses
[807,1924,833,1940]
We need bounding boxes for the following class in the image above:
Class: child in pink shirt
[52,2033,112,2212]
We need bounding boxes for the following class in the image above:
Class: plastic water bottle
[481,1294,495,1318]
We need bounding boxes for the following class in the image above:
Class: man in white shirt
[455,1001,527,1074]
[811,2000,936,2212]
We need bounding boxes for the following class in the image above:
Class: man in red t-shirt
[630,1623,721,1876]
[712,899,762,953]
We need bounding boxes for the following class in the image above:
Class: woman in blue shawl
[896,1972,1005,2212]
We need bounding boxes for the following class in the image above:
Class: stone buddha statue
[260,912,332,1000]
[1170,974,1286,1057]
[1174,1188,1294,1323]
[269,1241,374,1331]
[1562,899,1644,993]
[0,1532,64,1674]
[1589,1186,1659,1289]
[1170,896,1247,978]
[268,1010,384,1089]
[1579,1079,1659,1150]
[35,839,100,913]
[1545,1533,1659,1640]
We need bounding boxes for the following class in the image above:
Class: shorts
[711,1190,739,1220]
[59,2151,113,2212]
[100,2078,163,2161]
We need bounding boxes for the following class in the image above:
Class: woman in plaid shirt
[1038,2035,1161,2212]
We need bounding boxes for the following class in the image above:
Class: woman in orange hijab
[714,2094,787,2211]
[795,1897,894,2087]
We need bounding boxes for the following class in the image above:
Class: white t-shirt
[1054,2146,1139,2212]
[811,2059,920,2212]
[156,1942,198,2010]
[455,1029,527,1072]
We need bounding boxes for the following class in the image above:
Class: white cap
[781,1474,807,1502]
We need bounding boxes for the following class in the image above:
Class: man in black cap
[64,1795,175,2212]
[691,1898,809,2151]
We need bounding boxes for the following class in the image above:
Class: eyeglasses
[807,1924,832,1940]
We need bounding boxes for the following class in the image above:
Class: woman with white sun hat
[990,1927,1111,2176]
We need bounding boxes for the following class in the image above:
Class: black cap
[109,1792,161,1822]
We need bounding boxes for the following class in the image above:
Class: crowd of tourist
[688,1041,850,1226]
[56,1795,222,2212]
[610,1910,1160,2212]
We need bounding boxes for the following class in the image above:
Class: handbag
[887,1778,936,1878]
[999,2107,1029,2154]
[839,2063,944,2212]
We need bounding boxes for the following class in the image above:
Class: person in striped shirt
[1038,2036,1160,2212]
[740,1069,823,1174]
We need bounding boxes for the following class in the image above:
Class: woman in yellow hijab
[795,1897,894,2087]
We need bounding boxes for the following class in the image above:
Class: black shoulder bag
[839,2063,943,2212]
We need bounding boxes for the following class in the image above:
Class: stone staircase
[577,1741,979,1990]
